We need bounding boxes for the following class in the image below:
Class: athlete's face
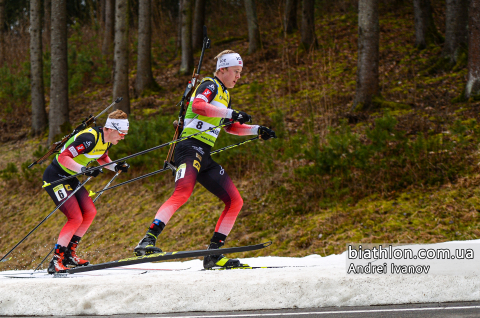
[104,128,127,145]
[218,66,242,88]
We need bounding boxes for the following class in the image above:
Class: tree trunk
[352,0,379,110]
[284,0,298,35]
[30,0,47,136]
[102,0,115,56]
[113,0,130,113]
[413,0,442,49]
[192,0,206,52]
[135,0,156,97]
[49,0,69,143]
[44,0,51,48]
[0,0,5,66]
[465,0,480,99]
[301,0,317,50]
[179,0,193,75]
[442,0,468,63]
[177,0,182,53]
[99,0,106,26]
[244,0,261,54]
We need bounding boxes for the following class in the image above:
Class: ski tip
[262,241,273,248]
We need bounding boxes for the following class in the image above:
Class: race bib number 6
[53,184,67,201]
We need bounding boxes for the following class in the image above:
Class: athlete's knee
[171,184,194,205]
[67,214,84,228]
[84,206,97,220]
[230,193,243,211]
[174,191,192,206]
[236,195,244,207]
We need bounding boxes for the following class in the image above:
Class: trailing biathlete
[134,50,276,269]
[43,110,130,274]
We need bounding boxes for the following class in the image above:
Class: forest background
[2,0,480,270]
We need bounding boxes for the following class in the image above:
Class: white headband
[105,118,129,131]
[216,53,243,71]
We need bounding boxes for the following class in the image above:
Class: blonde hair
[108,109,128,119]
[214,50,237,76]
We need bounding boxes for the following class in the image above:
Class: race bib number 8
[175,163,186,182]
[53,184,67,201]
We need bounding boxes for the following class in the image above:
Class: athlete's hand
[115,161,130,173]
[258,126,276,140]
[231,110,252,124]
[81,167,103,177]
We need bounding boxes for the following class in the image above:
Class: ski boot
[134,219,164,256]
[47,244,69,274]
[64,235,89,267]
[203,241,248,269]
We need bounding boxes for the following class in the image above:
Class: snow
[1,241,480,316]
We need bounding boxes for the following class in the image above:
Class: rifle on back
[28,97,123,169]
[164,26,211,173]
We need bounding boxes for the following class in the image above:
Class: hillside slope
[2,2,480,270]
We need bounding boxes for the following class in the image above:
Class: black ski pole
[88,167,169,197]
[91,169,123,202]
[33,248,53,273]
[33,170,122,272]
[86,137,261,196]
[0,176,94,263]
[42,121,233,189]
[210,136,260,155]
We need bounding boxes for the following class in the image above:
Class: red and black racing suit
[154,77,258,237]
[43,127,114,247]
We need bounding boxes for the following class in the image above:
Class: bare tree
[177,0,182,53]
[245,0,261,54]
[30,0,47,136]
[352,0,379,111]
[98,0,105,26]
[284,0,298,35]
[49,0,69,143]
[44,0,51,48]
[0,0,5,66]
[113,0,130,113]
[442,0,468,64]
[102,0,115,56]
[192,0,206,51]
[465,0,480,99]
[413,0,443,49]
[179,0,193,75]
[301,0,317,50]
[135,0,156,97]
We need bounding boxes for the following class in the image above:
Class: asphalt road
[5,301,480,318]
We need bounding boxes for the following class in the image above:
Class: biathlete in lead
[134,50,276,269]
[43,110,130,274]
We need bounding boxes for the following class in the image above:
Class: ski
[203,265,308,271]
[1,271,138,279]
[68,241,272,274]
[1,267,190,278]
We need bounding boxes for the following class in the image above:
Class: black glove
[115,161,130,173]
[231,110,252,124]
[81,166,102,177]
[258,126,276,140]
